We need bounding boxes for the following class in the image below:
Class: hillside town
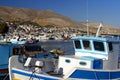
[0,20,79,42]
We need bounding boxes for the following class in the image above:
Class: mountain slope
[0,6,120,35]
[0,6,77,27]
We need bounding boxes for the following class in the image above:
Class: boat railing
[104,36,120,41]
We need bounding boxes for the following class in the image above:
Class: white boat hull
[9,56,120,80]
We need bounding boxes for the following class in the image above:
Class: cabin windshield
[74,40,81,49]
[108,42,113,52]
[83,40,91,50]
[93,41,105,52]
[74,39,106,52]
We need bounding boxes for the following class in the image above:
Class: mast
[96,23,103,37]
[86,0,89,36]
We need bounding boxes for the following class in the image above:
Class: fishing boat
[0,36,28,80]
[0,41,26,78]
[10,36,27,44]
[9,30,120,80]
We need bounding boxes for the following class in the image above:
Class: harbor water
[37,40,74,55]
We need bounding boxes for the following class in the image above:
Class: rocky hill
[0,6,120,35]
[0,6,77,27]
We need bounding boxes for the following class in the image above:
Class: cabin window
[93,41,105,51]
[83,40,91,50]
[74,40,81,49]
[65,59,71,63]
[79,61,87,66]
[108,42,113,52]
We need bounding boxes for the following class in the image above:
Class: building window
[74,40,81,49]
[108,42,113,52]
[65,59,71,63]
[93,41,105,51]
[83,40,91,50]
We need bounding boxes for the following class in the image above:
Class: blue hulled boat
[8,35,120,80]
[0,40,27,77]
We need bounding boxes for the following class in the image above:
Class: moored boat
[0,37,28,80]
[0,41,25,78]
[9,35,120,80]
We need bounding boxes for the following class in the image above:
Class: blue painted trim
[12,70,58,80]
[75,50,108,57]
[103,42,107,53]
[80,40,84,49]
[72,36,107,42]
[11,68,120,79]
[80,56,95,60]
[90,40,94,51]
[69,69,120,79]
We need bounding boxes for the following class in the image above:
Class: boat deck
[9,56,63,79]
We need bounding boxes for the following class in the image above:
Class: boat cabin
[58,36,120,76]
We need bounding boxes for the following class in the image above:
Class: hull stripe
[70,69,120,79]
[12,70,58,80]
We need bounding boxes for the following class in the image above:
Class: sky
[0,0,120,27]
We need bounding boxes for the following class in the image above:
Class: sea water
[37,40,74,55]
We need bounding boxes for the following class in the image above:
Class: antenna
[86,0,89,36]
